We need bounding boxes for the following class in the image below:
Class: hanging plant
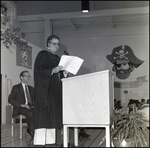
[1,8,28,49]
[1,27,28,49]
[1,15,10,26]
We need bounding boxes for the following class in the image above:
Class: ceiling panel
[14,1,149,15]
[14,1,149,29]
[52,13,149,29]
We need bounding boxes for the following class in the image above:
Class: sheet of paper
[59,55,84,75]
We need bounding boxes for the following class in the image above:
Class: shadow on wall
[57,44,69,57]
[114,88,122,102]
[77,66,91,75]
[28,76,34,87]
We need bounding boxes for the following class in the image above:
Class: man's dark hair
[20,71,29,80]
[128,99,141,112]
[46,35,60,47]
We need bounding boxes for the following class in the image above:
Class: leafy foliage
[1,13,28,49]
[1,15,10,26]
[1,27,28,49]
[110,104,149,147]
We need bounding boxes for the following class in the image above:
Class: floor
[1,124,106,147]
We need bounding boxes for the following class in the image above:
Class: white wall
[20,22,149,106]
[1,40,42,124]
[54,24,149,106]
[1,18,149,123]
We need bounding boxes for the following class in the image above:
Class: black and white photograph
[1,1,149,147]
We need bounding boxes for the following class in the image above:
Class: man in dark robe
[33,35,68,146]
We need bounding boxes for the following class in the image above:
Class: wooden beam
[45,19,53,48]
[17,7,149,22]
[69,20,77,31]
[110,17,116,28]
[1,1,17,8]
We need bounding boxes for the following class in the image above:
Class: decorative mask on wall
[106,45,144,79]
[16,44,32,69]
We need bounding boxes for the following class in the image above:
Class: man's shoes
[79,130,91,138]
[27,128,34,137]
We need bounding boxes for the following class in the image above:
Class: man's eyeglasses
[23,75,31,78]
[50,42,60,46]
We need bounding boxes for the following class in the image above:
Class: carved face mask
[106,45,144,79]
[112,62,134,79]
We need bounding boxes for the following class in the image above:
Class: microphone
[64,51,69,55]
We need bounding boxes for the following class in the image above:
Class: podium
[62,70,114,147]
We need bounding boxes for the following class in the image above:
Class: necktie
[25,85,32,105]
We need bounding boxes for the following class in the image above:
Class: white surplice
[33,128,56,145]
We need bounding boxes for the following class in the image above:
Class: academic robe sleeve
[35,51,53,78]
[34,50,56,111]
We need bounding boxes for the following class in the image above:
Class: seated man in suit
[8,70,34,137]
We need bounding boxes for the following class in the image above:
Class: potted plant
[110,104,149,147]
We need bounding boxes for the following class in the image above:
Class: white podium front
[62,70,114,147]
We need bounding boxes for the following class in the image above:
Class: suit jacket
[8,83,34,118]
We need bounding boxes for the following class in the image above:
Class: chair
[10,105,26,139]
[7,78,27,139]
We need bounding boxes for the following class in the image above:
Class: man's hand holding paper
[59,55,84,75]
[52,65,63,75]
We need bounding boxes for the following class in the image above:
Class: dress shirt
[21,83,28,105]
